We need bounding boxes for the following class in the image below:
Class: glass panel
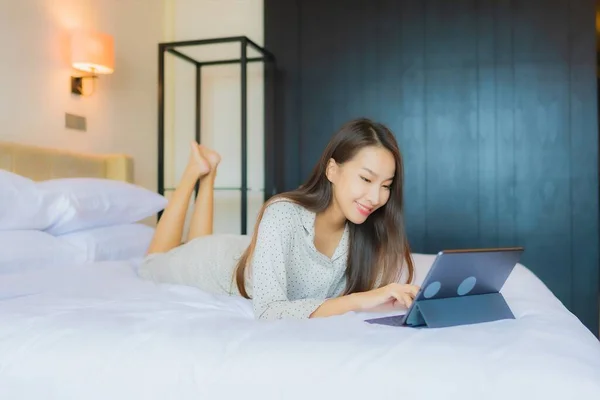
[162,40,267,237]
[213,190,241,234]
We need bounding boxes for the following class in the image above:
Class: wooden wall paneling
[568,0,600,333]
[477,0,500,248]
[494,0,518,250]
[265,0,301,192]
[396,0,428,254]
[513,0,572,305]
[299,0,342,180]
[424,0,480,252]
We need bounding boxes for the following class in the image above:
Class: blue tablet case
[404,292,514,328]
[365,247,524,329]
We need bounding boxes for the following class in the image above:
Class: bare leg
[146,141,210,255]
[187,145,221,240]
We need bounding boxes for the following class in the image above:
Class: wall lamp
[70,30,115,96]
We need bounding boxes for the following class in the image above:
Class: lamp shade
[70,30,115,74]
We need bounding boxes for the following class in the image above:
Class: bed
[0,142,599,400]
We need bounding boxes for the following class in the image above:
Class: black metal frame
[158,36,276,235]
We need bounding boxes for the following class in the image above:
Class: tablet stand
[405,292,515,328]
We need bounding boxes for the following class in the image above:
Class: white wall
[0,0,163,194]
[163,0,265,236]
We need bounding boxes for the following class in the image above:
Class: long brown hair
[234,117,414,298]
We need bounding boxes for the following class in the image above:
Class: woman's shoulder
[263,197,304,214]
[260,197,307,228]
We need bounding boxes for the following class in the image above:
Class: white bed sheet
[0,254,599,400]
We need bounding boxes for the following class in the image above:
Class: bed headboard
[0,141,134,183]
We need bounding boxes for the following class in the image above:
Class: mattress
[0,254,599,400]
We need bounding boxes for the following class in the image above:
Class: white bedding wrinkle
[0,255,598,400]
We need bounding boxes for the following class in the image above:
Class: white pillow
[37,178,168,235]
[0,170,69,231]
[0,230,86,273]
[56,223,155,262]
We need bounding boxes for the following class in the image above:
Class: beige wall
[0,0,163,194]
[0,0,264,233]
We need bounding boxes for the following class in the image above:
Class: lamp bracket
[71,74,98,96]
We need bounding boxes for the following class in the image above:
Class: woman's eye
[360,176,371,183]
[383,185,391,191]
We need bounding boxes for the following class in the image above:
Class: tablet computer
[365,247,524,328]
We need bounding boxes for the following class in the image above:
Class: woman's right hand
[353,283,420,311]
[310,283,420,318]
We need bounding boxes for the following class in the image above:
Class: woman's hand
[353,283,420,312]
[309,283,420,318]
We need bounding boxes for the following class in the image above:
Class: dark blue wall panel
[265,0,599,335]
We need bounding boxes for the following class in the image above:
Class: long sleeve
[251,201,327,320]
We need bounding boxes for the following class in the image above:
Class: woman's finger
[407,285,420,297]
[389,290,411,308]
[390,283,420,298]
[401,293,413,308]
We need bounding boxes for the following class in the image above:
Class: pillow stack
[0,170,167,270]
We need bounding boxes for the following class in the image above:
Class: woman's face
[327,145,396,224]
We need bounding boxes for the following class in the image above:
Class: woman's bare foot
[198,145,221,174]
[185,140,210,178]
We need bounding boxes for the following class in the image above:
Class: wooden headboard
[0,141,134,183]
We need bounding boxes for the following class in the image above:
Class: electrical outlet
[65,113,87,131]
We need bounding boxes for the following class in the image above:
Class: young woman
[139,118,419,320]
